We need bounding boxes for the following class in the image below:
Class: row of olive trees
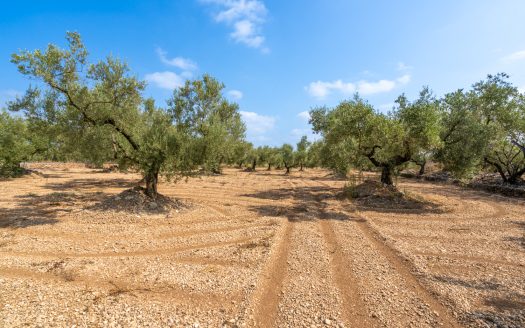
[231,136,321,173]
[2,32,247,198]
[310,73,525,185]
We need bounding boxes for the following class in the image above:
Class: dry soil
[0,165,524,327]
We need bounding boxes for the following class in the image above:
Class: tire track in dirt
[0,267,239,306]
[250,176,313,327]
[348,209,461,328]
[319,219,375,327]
[313,177,461,327]
[299,175,375,326]
[250,220,293,328]
[5,221,273,242]
[0,234,272,259]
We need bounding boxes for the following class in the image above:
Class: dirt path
[0,165,524,327]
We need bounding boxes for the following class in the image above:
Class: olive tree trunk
[144,168,159,198]
[418,160,426,176]
[380,166,394,185]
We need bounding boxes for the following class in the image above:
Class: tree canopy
[310,89,442,185]
[8,32,245,196]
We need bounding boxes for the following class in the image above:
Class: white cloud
[396,74,411,84]
[231,20,265,48]
[240,110,275,134]
[519,85,525,94]
[306,74,411,99]
[297,111,310,122]
[306,80,356,99]
[397,62,412,71]
[201,0,268,51]
[502,50,525,62]
[156,48,197,71]
[357,79,396,95]
[145,71,184,90]
[227,89,243,100]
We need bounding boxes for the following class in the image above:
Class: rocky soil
[0,164,523,327]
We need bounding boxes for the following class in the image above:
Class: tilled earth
[0,165,524,327]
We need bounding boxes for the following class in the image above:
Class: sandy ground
[0,165,524,328]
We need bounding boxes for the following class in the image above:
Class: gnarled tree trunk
[284,162,290,174]
[417,160,426,176]
[267,163,271,170]
[251,158,256,171]
[380,166,394,185]
[144,163,161,199]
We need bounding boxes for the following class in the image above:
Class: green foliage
[0,111,33,177]
[279,143,295,173]
[231,141,253,168]
[296,136,310,170]
[168,75,246,174]
[438,73,525,183]
[305,140,322,167]
[10,32,245,195]
[310,90,441,185]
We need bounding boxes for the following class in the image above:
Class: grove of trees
[1,33,524,191]
[310,73,525,186]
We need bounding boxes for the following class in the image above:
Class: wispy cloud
[397,62,412,71]
[227,89,243,100]
[146,48,199,90]
[240,110,275,134]
[145,71,184,90]
[297,111,310,122]
[502,50,525,62]
[156,48,197,71]
[306,74,411,99]
[201,0,268,51]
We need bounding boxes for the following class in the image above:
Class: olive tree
[168,76,246,174]
[296,136,310,171]
[11,32,244,197]
[438,73,525,183]
[310,89,441,185]
[231,141,253,168]
[0,111,34,177]
[280,144,296,174]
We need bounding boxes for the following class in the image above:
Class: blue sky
[1,0,525,146]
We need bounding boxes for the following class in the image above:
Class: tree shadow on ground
[430,273,525,326]
[243,181,447,216]
[462,293,525,327]
[42,178,183,214]
[503,221,525,250]
[242,184,365,222]
[430,274,502,291]
[44,178,136,191]
[0,191,109,229]
[403,178,524,205]
[352,196,446,214]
